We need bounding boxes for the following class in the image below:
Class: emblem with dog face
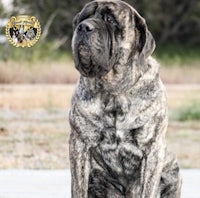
[5,15,41,47]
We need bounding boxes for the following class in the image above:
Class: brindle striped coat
[69,1,181,197]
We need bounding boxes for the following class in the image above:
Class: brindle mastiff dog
[69,1,181,197]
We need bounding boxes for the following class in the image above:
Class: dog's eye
[106,15,113,23]
[104,14,116,26]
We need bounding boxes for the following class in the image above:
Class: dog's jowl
[69,1,182,197]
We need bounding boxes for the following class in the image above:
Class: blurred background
[0,0,199,170]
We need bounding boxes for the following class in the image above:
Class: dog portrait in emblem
[69,0,182,197]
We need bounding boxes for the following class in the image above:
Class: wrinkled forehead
[78,0,136,24]
[96,0,133,14]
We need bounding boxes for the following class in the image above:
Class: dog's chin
[76,63,94,77]
[77,42,91,64]
[74,44,110,78]
[77,62,110,78]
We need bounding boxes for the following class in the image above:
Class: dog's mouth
[77,42,91,65]
[75,42,94,77]
[73,22,113,78]
[75,42,109,78]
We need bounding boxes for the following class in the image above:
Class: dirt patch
[167,121,200,168]
[0,109,70,169]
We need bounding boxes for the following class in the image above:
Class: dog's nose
[77,22,94,33]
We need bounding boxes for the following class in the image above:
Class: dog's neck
[76,57,160,115]
[78,57,159,100]
[81,57,158,91]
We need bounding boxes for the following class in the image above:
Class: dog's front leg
[69,102,105,197]
[140,142,166,198]
[69,131,91,198]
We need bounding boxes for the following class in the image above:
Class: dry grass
[0,59,200,84]
[0,84,74,109]
[0,60,79,84]
[160,64,200,84]
[166,85,200,109]
[0,84,200,169]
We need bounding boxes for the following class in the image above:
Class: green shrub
[154,44,200,66]
[173,101,200,121]
[0,41,72,62]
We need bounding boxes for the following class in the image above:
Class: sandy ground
[0,84,200,169]
[0,169,199,198]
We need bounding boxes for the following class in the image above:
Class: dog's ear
[72,2,98,31]
[73,13,80,31]
[134,11,155,63]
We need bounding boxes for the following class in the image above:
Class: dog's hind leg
[159,151,182,198]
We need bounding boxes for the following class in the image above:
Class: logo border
[5,15,41,48]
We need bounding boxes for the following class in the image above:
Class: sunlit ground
[0,84,199,169]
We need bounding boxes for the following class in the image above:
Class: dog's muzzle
[74,21,95,76]
[77,21,95,34]
[73,19,112,78]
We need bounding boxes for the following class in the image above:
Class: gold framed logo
[5,15,41,47]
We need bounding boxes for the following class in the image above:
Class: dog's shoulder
[147,56,159,68]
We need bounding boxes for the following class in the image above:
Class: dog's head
[72,0,155,78]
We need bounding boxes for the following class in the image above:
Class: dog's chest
[97,125,143,178]
[96,96,144,177]
[79,92,144,176]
